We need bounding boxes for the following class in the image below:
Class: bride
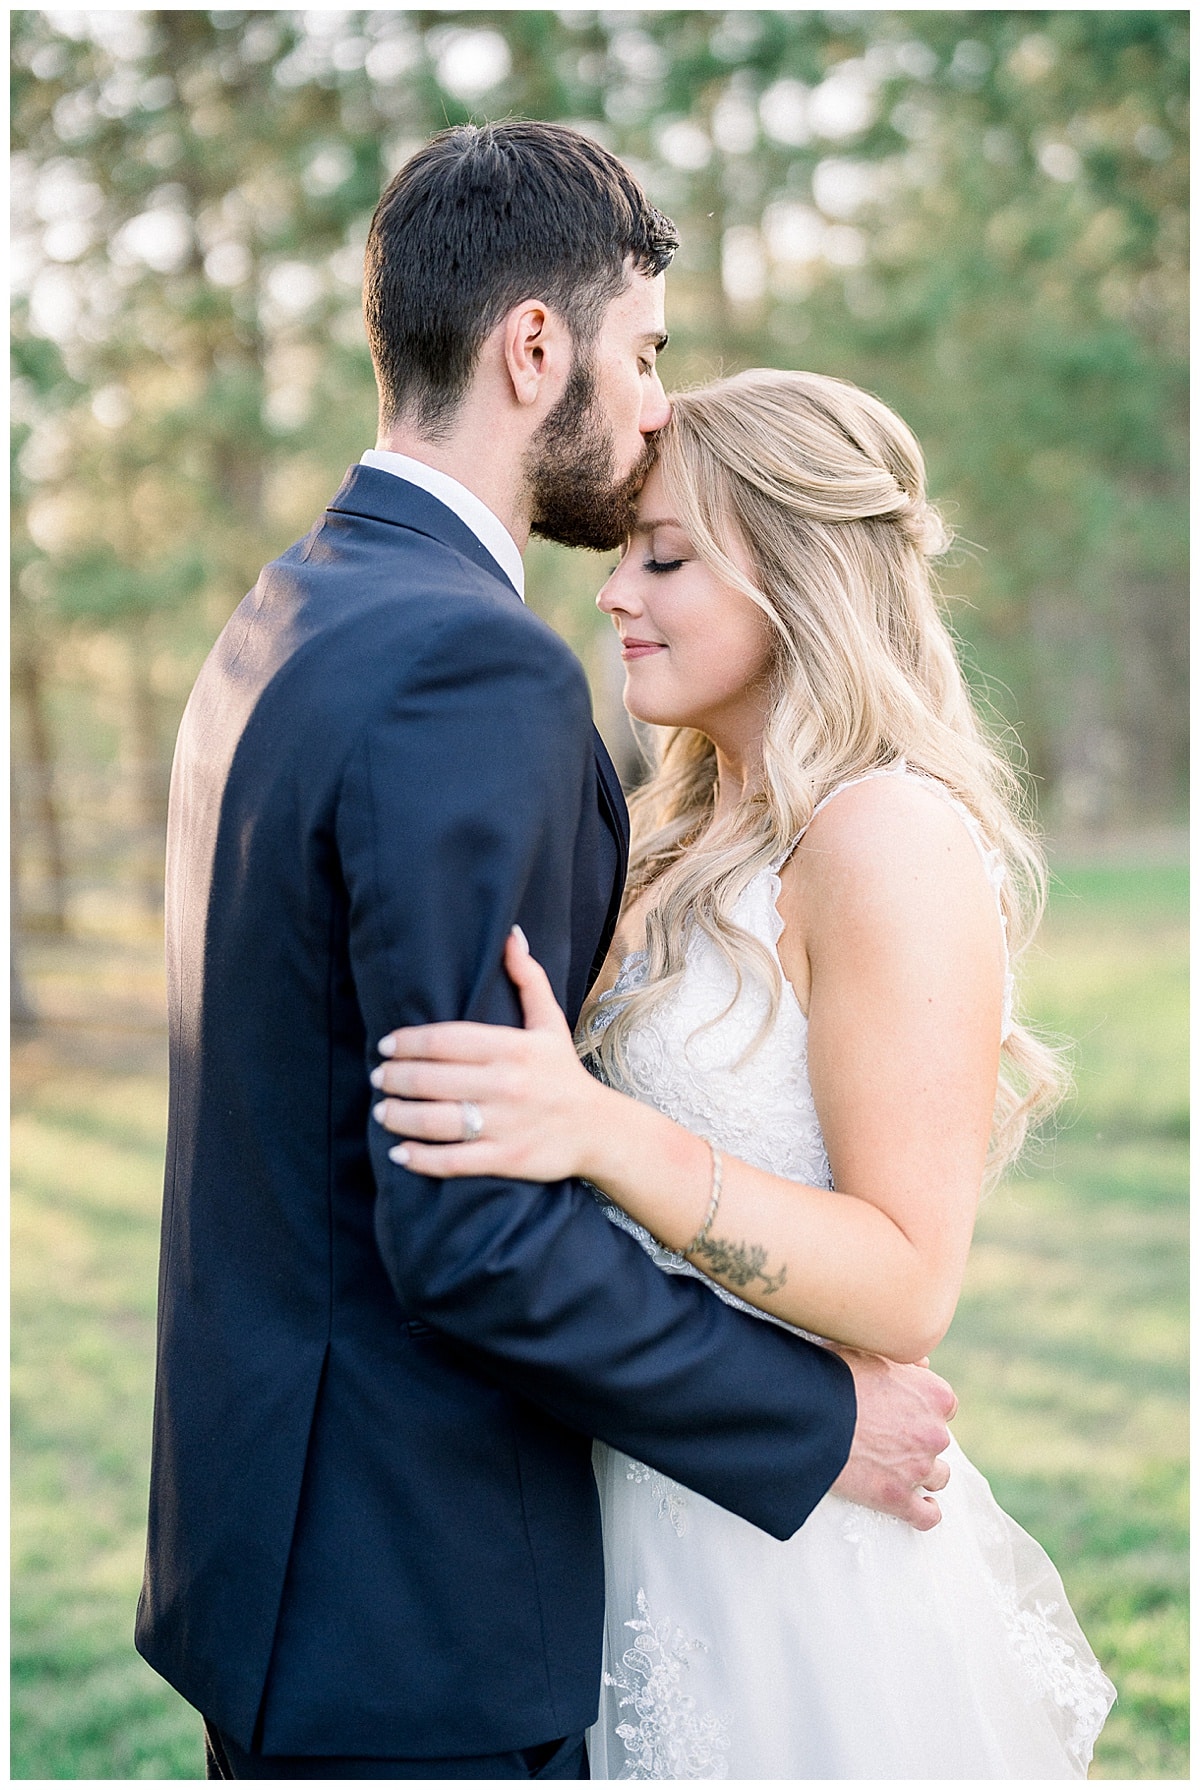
[371,369,1116,1777]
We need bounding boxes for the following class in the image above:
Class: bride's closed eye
[644,556,685,575]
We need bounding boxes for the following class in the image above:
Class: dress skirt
[589,1435,1115,1779]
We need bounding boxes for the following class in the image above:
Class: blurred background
[11,9,1187,1779]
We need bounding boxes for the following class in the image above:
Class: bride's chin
[623,693,685,728]
[622,670,699,731]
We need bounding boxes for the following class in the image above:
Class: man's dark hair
[363,119,678,437]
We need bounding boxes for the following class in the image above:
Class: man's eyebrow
[644,332,669,353]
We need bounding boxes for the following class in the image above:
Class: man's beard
[525,354,656,551]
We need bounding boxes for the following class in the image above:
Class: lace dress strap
[771,760,907,870]
[774,760,1015,1039]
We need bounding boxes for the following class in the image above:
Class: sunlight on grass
[12,1047,205,1779]
[934,859,1188,1779]
[10,859,1187,1777]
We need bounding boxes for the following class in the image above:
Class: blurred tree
[526,9,1188,823]
[10,10,1188,926]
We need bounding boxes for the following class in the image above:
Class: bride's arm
[373,780,1004,1362]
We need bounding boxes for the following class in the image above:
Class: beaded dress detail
[587,767,1114,1779]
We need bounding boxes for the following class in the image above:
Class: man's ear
[502,300,569,408]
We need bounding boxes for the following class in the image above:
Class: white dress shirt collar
[359,448,525,600]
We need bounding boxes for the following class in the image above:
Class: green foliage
[50,543,209,625]
[10,10,1188,825]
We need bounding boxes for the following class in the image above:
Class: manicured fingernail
[372,1101,388,1123]
[377,1033,396,1055]
[511,924,529,951]
[369,1066,385,1088]
[389,1144,410,1165]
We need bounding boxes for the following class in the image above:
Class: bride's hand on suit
[372,926,606,1184]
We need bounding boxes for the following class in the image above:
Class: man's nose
[639,373,671,436]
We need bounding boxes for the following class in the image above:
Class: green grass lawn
[12,1018,204,1779]
[10,858,1188,1778]
[935,858,1188,1779]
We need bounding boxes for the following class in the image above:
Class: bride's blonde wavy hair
[579,367,1067,1180]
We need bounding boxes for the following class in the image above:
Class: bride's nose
[597,551,643,618]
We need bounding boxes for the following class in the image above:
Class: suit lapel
[589,729,630,992]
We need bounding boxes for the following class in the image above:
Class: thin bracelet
[685,1141,723,1255]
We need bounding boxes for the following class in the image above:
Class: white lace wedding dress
[587,767,1115,1779]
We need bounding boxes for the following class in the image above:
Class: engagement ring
[460,1100,484,1143]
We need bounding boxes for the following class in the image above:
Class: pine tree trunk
[11,795,38,1028]
[12,639,69,934]
[129,636,169,914]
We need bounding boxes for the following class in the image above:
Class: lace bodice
[589,765,1012,1319]
[602,861,827,1184]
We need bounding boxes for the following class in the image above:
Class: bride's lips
[620,637,667,660]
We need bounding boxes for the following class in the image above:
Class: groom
[137,121,957,1779]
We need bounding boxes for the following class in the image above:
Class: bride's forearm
[579,1081,715,1252]
[577,1086,957,1362]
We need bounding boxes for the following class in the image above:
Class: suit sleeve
[336,601,857,1539]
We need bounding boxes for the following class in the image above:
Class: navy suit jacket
[135,466,857,1758]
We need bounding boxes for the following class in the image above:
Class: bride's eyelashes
[644,556,685,575]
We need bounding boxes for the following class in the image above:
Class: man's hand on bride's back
[830,1349,957,1531]
[371,927,606,1183]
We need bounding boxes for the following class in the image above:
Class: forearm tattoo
[694,1232,788,1297]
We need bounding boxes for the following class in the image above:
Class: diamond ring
[460,1100,484,1144]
